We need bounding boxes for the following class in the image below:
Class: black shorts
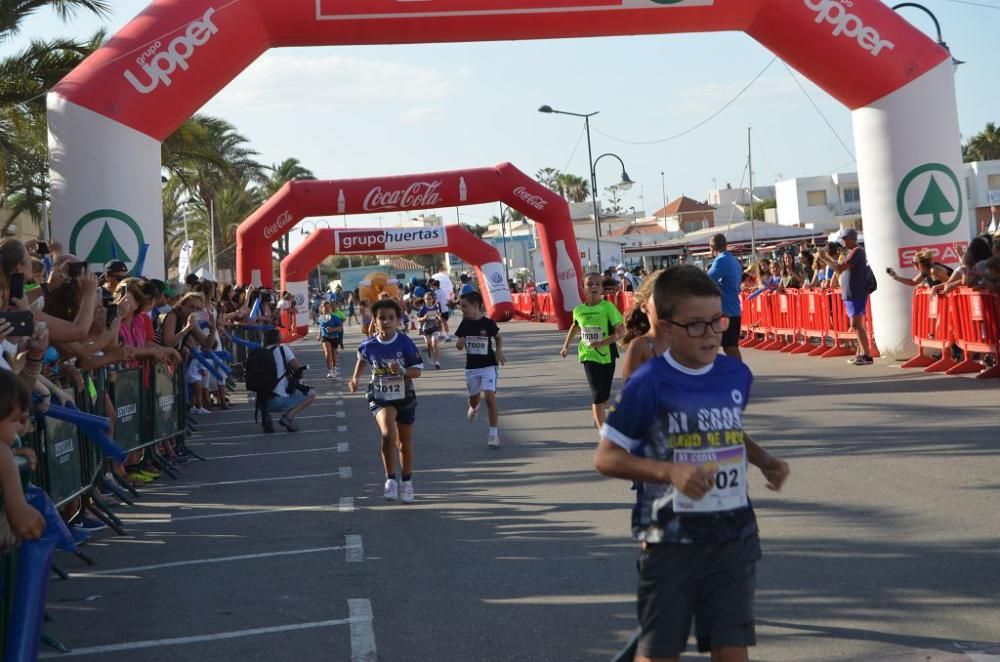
[321,336,343,349]
[636,534,761,658]
[582,360,616,405]
[441,311,451,322]
[722,315,741,348]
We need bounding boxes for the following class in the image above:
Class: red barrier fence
[514,285,1000,379]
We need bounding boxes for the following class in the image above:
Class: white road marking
[207,446,337,460]
[348,599,377,662]
[338,497,355,513]
[345,535,364,563]
[335,400,344,406]
[145,471,344,490]
[70,546,345,577]
[124,504,340,525]
[335,410,346,418]
[339,466,353,479]
[193,413,346,428]
[338,425,348,432]
[39,618,353,658]
[337,442,349,453]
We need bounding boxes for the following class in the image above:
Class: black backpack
[246,347,282,402]
[865,265,878,294]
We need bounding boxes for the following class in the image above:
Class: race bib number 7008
[465,337,489,355]
[673,445,748,514]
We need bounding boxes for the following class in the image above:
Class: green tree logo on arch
[69,209,145,272]
[896,163,963,237]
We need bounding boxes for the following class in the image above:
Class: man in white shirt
[263,330,315,431]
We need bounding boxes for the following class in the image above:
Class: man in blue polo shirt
[708,233,744,361]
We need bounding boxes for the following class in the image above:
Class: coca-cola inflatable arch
[236,163,583,330]
[280,225,515,341]
[49,0,970,357]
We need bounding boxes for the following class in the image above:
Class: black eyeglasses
[667,316,730,338]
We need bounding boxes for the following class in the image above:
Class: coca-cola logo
[263,210,295,240]
[513,186,547,211]
[363,181,442,211]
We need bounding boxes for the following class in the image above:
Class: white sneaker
[400,480,415,504]
[383,479,398,501]
[467,405,479,422]
[327,370,335,378]
[488,433,500,448]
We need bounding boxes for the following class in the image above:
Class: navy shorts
[636,534,761,658]
[721,315,741,348]
[367,387,417,425]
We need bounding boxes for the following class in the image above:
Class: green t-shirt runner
[572,299,624,365]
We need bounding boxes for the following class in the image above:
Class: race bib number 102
[673,445,748,514]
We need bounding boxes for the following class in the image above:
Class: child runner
[349,299,423,503]
[594,265,790,662]
[417,292,443,369]
[621,270,668,383]
[317,300,345,378]
[559,273,625,429]
[454,291,505,448]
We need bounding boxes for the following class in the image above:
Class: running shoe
[467,405,479,422]
[400,480,415,504]
[434,362,441,370]
[847,356,874,366]
[75,517,107,532]
[488,432,500,448]
[384,478,399,501]
[278,415,300,432]
[327,370,335,378]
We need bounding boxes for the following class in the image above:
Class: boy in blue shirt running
[595,265,790,662]
[349,299,424,504]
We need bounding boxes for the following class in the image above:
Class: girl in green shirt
[559,273,625,429]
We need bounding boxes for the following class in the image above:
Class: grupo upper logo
[124,7,219,94]
[513,186,548,211]
[69,209,144,272]
[896,163,964,237]
[363,181,442,211]
[263,210,295,240]
[803,0,895,57]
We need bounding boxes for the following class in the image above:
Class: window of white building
[806,190,828,207]
[987,174,1000,191]
[842,187,860,203]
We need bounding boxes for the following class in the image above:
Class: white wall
[964,160,1000,208]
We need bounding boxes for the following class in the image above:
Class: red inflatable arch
[236,163,584,329]
[280,225,513,340]
[50,0,971,356]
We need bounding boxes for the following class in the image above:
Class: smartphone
[68,261,87,278]
[8,273,24,304]
[885,267,894,275]
[105,303,118,326]
[35,241,49,256]
[0,310,34,337]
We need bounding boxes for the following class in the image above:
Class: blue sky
[15,0,1000,231]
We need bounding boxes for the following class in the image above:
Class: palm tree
[535,167,561,193]
[261,158,315,198]
[963,122,1000,163]
[1,0,109,41]
[556,173,589,202]
[1,31,105,233]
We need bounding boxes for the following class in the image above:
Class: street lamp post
[538,105,633,272]
[498,202,510,283]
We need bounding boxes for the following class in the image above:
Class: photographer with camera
[816,229,874,366]
[246,328,315,433]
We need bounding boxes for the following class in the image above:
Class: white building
[774,172,862,232]
[398,213,444,228]
[963,160,1000,233]
[707,184,775,226]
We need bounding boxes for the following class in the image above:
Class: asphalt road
[43,321,1000,661]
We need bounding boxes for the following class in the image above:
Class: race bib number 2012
[673,445,748,514]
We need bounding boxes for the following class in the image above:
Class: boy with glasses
[594,265,790,662]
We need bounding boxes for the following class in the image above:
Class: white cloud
[398,106,440,124]
[207,53,466,113]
